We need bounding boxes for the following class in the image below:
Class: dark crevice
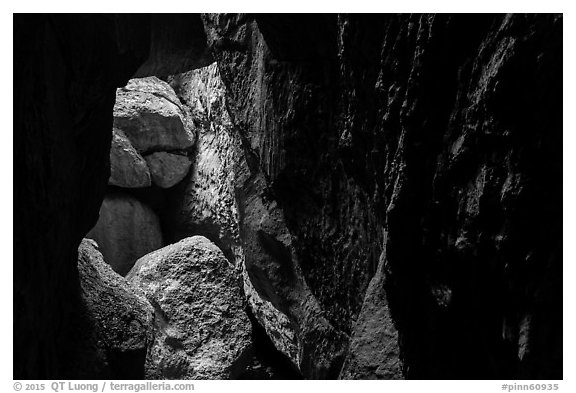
[238,306,303,380]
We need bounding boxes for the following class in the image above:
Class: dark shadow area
[238,307,303,379]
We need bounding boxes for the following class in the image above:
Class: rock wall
[203,14,562,379]
[77,239,155,378]
[87,193,164,276]
[14,13,562,380]
[165,64,241,262]
[13,14,210,378]
[166,64,307,377]
[87,76,196,276]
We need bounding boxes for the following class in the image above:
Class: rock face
[78,238,155,379]
[167,64,303,372]
[339,245,402,379]
[126,236,253,379]
[14,14,147,379]
[13,14,211,379]
[87,192,163,276]
[204,13,562,379]
[109,128,151,188]
[133,14,214,78]
[145,152,191,188]
[166,64,240,260]
[113,77,196,154]
[15,14,562,380]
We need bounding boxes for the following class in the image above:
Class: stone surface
[166,64,240,262]
[133,14,213,78]
[14,14,212,379]
[13,14,151,379]
[113,76,196,154]
[126,236,253,379]
[77,238,155,379]
[109,128,151,188]
[15,14,562,380]
[339,244,402,379]
[87,192,163,276]
[167,64,302,372]
[144,151,191,188]
[204,13,562,379]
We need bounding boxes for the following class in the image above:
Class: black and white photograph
[8,3,569,389]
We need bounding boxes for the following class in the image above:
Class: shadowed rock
[109,128,151,188]
[166,64,240,262]
[78,238,155,379]
[87,192,163,276]
[14,13,562,380]
[114,77,196,154]
[339,245,402,379]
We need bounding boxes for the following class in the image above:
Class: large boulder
[113,77,196,154]
[126,236,253,379]
[86,192,163,276]
[109,128,151,188]
[144,151,192,188]
[78,238,155,379]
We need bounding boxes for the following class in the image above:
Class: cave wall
[14,13,562,379]
[13,14,210,379]
[203,13,562,379]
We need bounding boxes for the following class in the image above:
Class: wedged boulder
[86,192,163,276]
[339,248,402,379]
[113,76,196,154]
[78,238,155,379]
[126,236,253,379]
[144,152,192,188]
[109,128,151,188]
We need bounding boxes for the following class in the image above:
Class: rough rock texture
[134,14,213,78]
[339,242,402,379]
[201,14,373,378]
[144,151,191,188]
[77,239,155,378]
[13,13,211,379]
[166,64,240,261]
[87,192,163,276]
[109,128,151,188]
[113,77,196,154]
[167,63,302,371]
[14,13,562,380]
[203,13,562,379]
[127,236,252,379]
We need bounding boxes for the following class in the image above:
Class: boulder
[144,152,192,188]
[109,128,151,188]
[78,238,155,379]
[126,236,253,379]
[113,76,196,154]
[242,264,300,365]
[86,192,163,276]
